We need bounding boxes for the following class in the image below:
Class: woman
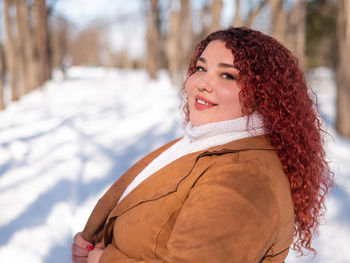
[71,27,333,263]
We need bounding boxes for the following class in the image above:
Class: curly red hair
[182,27,334,255]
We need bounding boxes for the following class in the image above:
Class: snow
[0,66,349,263]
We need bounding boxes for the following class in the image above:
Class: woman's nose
[197,75,213,93]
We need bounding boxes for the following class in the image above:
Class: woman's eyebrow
[218,62,236,69]
[198,57,237,70]
[198,57,206,63]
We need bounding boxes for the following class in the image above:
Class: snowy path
[0,67,349,263]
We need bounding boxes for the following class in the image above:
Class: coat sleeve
[98,162,281,263]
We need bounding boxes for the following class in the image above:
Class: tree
[16,0,30,94]
[2,0,52,104]
[70,26,102,66]
[0,43,5,110]
[288,0,306,69]
[50,17,69,73]
[167,0,194,85]
[146,0,163,79]
[180,0,194,72]
[305,0,337,69]
[0,2,5,109]
[269,0,288,43]
[33,0,51,85]
[233,0,268,27]
[200,0,224,37]
[268,0,306,70]
[167,0,182,84]
[4,0,20,101]
[16,0,40,92]
[209,0,223,32]
[336,0,350,137]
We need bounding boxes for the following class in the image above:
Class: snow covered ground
[0,67,349,263]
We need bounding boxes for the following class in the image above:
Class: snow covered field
[0,67,349,263]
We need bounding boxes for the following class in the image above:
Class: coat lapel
[106,152,200,218]
[106,135,275,219]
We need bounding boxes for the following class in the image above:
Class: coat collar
[106,135,274,219]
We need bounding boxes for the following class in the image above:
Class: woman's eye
[195,66,205,72]
[222,73,235,80]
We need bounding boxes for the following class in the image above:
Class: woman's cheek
[184,81,190,94]
[185,75,197,93]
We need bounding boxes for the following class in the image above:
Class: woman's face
[185,40,243,127]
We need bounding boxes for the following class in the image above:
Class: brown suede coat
[82,135,294,263]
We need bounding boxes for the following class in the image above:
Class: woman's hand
[71,232,95,263]
[87,242,104,263]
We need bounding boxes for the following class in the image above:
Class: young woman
[71,27,333,263]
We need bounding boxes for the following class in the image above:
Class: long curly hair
[182,27,334,255]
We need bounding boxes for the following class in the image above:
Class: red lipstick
[194,95,217,110]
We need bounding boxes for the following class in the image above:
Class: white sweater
[118,113,265,203]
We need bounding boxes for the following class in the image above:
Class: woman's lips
[194,95,217,110]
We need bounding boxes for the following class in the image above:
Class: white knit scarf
[118,113,265,203]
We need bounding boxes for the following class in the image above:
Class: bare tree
[0,43,5,110]
[4,0,20,101]
[180,0,194,68]
[287,0,306,69]
[336,0,350,137]
[2,0,52,106]
[268,0,306,70]
[233,0,268,27]
[167,0,194,85]
[233,0,243,26]
[17,0,40,92]
[16,0,30,94]
[199,0,211,37]
[210,0,223,32]
[70,26,102,66]
[167,0,182,84]
[199,0,223,37]
[146,0,162,79]
[0,2,5,109]
[50,17,69,74]
[33,0,51,85]
[269,0,288,44]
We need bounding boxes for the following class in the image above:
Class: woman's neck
[185,112,265,143]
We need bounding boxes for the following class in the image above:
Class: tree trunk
[51,19,68,74]
[167,0,194,85]
[210,0,223,32]
[233,0,267,28]
[146,0,162,79]
[33,0,51,85]
[4,0,20,101]
[336,0,350,137]
[287,0,306,70]
[269,0,306,69]
[16,0,29,94]
[269,0,288,46]
[180,0,193,74]
[200,1,211,37]
[233,0,243,27]
[18,0,39,92]
[0,43,5,110]
[167,0,181,84]
[245,0,268,27]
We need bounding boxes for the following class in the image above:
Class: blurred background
[0,0,349,129]
[0,0,349,263]
[0,0,348,118]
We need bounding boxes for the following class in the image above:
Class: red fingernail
[87,245,94,251]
